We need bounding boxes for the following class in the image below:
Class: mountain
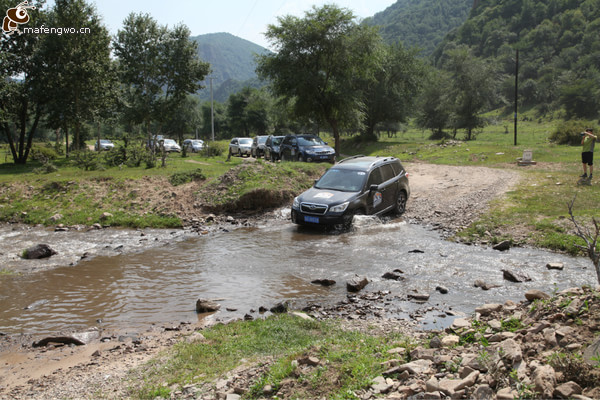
[432,0,600,117]
[191,32,270,102]
[363,0,472,57]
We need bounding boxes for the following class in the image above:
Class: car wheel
[395,191,407,215]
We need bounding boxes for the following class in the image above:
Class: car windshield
[298,136,325,146]
[191,140,202,144]
[239,138,252,145]
[258,137,267,144]
[163,139,176,145]
[272,137,283,145]
[315,169,366,192]
[100,140,111,144]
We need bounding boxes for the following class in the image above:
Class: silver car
[161,139,181,153]
[95,139,114,151]
[183,139,204,152]
[228,137,252,157]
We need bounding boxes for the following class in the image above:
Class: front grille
[300,202,328,215]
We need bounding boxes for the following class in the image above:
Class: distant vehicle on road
[183,139,204,153]
[264,135,285,162]
[95,139,114,151]
[229,137,252,157]
[279,134,335,163]
[251,135,269,158]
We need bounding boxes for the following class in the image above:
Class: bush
[169,168,206,186]
[71,150,103,171]
[549,120,594,145]
[203,142,224,157]
[30,145,59,161]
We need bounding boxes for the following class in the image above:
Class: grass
[131,314,412,399]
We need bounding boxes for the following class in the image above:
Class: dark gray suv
[291,156,410,229]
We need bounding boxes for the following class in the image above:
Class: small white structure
[517,149,536,166]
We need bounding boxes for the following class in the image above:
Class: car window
[230,139,237,144]
[258,137,267,144]
[272,137,282,145]
[298,136,325,146]
[239,138,252,145]
[380,164,396,182]
[315,169,366,192]
[367,167,384,187]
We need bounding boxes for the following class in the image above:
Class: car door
[366,167,385,215]
[378,163,398,212]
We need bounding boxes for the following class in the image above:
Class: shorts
[582,152,594,165]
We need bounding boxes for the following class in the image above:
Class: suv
[291,156,410,229]
[264,135,285,162]
[280,134,335,163]
[251,135,269,158]
[229,137,253,157]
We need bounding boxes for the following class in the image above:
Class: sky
[44,0,397,49]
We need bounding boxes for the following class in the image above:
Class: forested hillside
[192,32,269,101]
[433,0,600,118]
[364,0,472,56]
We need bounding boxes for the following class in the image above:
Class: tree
[114,15,209,149]
[361,42,424,141]
[0,0,48,164]
[443,46,500,140]
[33,0,114,154]
[416,69,453,138]
[257,5,380,155]
[567,197,600,285]
[227,87,271,136]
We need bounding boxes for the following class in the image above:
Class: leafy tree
[257,5,380,155]
[416,69,453,138]
[443,46,500,140]
[114,15,209,150]
[33,0,114,154]
[227,87,271,136]
[200,101,227,139]
[361,42,425,141]
[0,0,48,164]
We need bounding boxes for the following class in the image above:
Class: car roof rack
[338,155,365,163]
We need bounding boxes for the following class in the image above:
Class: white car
[228,137,252,157]
[95,139,114,151]
[183,139,204,152]
[161,139,181,153]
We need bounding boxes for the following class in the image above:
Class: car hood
[298,187,357,205]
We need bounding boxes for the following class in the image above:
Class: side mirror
[369,184,378,193]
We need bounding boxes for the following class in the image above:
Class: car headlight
[329,201,349,213]
[293,197,300,208]
[305,149,315,155]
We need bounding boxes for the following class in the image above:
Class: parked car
[228,137,252,157]
[161,138,181,153]
[251,135,269,158]
[279,134,335,163]
[264,135,285,162]
[95,139,114,151]
[291,156,410,229]
[183,139,204,153]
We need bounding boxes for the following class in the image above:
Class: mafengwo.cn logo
[2,1,35,35]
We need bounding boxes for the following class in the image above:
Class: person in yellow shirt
[581,128,597,180]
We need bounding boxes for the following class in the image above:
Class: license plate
[304,215,319,224]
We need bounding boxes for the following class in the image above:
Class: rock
[195,299,221,313]
[493,240,511,251]
[475,303,503,316]
[440,335,460,348]
[525,289,550,301]
[49,213,63,222]
[554,381,582,398]
[533,364,556,399]
[298,356,320,366]
[474,280,501,290]
[498,338,523,366]
[33,330,101,347]
[22,244,57,259]
[346,275,369,292]
[408,292,430,301]
[370,376,392,394]
[472,384,495,400]
[435,285,449,294]
[451,317,471,330]
[546,262,565,270]
[311,279,336,286]
[398,359,434,375]
[382,271,404,281]
[497,387,518,400]
[99,212,113,220]
[270,302,289,314]
[564,298,581,316]
[502,268,532,283]
[583,336,600,366]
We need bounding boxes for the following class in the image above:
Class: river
[0,215,595,335]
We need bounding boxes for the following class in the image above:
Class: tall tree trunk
[65,125,70,158]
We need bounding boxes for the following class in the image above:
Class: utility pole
[209,77,215,142]
[514,49,519,146]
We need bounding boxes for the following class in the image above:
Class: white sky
[42,0,396,49]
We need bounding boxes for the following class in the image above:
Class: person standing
[581,128,597,180]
